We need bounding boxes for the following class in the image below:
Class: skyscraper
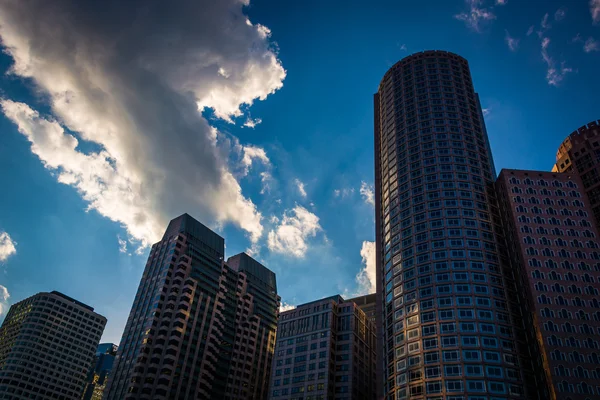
[0,291,106,399]
[495,169,600,399]
[268,294,376,400]
[553,120,600,228]
[82,343,118,400]
[374,51,525,399]
[104,214,279,400]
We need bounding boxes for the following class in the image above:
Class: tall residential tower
[104,214,279,400]
[374,51,525,400]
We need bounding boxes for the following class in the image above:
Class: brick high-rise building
[268,294,376,400]
[0,291,106,400]
[374,50,526,400]
[553,120,600,229]
[495,169,600,399]
[104,214,279,400]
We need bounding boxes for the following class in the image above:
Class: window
[446,380,464,392]
[465,364,483,376]
[463,350,481,361]
[443,350,460,362]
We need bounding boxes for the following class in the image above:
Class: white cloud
[260,171,273,194]
[355,241,376,296]
[526,26,535,36]
[554,8,566,21]
[482,108,491,117]
[239,144,270,177]
[496,0,507,5]
[0,0,286,248]
[592,0,600,23]
[243,117,262,128]
[267,206,321,258]
[0,285,9,316]
[280,302,296,312]
[0,231,17,262]
[295,179,307,198]
[541,13,551,31]
[334,188,354,198]
[454,0,497,32]
[117,235,128,254]
[584,37,599,53]
[540,37,573,86]
[505,30,520,52]
[399,44,408,51]
[360,181,375,207]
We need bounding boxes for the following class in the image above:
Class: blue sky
[0,0,598,343]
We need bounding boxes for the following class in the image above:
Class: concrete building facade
[374,50,526,400]
[104,214,279,400]
[495,169,600,400]
[0,291,106,399]
[269,295,376,400]
[553,120,600,229]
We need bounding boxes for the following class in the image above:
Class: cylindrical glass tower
[374,51,525,400]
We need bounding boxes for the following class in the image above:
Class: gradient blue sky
[0,0,599,343]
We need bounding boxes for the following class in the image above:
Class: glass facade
[374,51,524,400]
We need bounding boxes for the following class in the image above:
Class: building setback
[268,294,376,400]
[347,293,377,324]
[553,120,600,229]
[0,291,106,400]
[495,169,600,399]
[374,50,526,400]
[104,213,279,400]
[82,343,118,400]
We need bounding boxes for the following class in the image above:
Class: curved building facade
[553,120,600,229]
[374,51,525,400]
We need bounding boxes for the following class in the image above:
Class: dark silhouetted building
[269,295,376,400]
[82,343,117,400]
[495,169,600,399]
[553,120,600,229]
[374,51,526,400]
[104,214,279,400]
[0,291,106,399]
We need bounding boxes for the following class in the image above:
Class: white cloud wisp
[0,231,17,262]
[360,181,375,207]
[592,0,600,23]
[0,285,9,316]
[454,0,497,32]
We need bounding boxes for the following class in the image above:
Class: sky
[0,0,598,344]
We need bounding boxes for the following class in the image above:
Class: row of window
[537,294,600,308]
[508,177,578,188]
[543,321,600,339]
[396,379,511,396]
[531,270,598,282]
[533,281,599,296]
